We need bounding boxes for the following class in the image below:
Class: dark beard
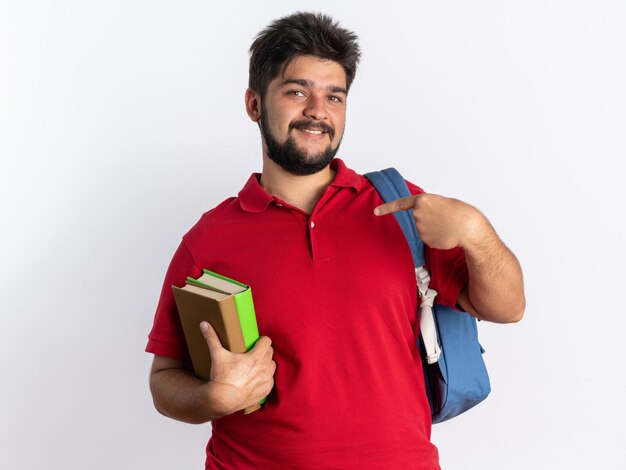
[260,109,342,176]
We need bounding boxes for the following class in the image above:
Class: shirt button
[310,221,315,228]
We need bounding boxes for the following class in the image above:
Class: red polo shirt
[147,159,468,470]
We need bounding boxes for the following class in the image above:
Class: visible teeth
[303,129,323,135]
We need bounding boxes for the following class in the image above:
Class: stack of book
[172,269,263,413]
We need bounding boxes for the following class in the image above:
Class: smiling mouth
[289,120,335,140]
[301,128,325,135]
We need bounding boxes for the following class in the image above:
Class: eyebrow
[280,78,348,95]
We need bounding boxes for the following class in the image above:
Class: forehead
[274,55,348,90]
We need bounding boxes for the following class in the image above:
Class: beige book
[173,284,247,379]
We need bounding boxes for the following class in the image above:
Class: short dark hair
[248,12,361,96]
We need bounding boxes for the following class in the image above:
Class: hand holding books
[200,321,276,415]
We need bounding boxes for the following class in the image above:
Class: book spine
[233,287,260,350]
[232,287,267,407]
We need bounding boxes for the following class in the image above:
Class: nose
[303,94,327,121]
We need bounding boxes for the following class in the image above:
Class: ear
[245,88,262,122]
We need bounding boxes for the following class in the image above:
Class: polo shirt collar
[328,158,362,191]
[238,158,362,213]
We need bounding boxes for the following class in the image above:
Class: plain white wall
[2,1,625,468]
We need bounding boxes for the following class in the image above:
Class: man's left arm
[375,193,525,323]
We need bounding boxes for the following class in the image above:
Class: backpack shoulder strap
[364,167,441,364]
[364,168,426,268]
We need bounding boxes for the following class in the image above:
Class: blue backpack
[365,168,491,423]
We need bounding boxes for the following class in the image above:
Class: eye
[328,95,344,104]
[287,90,306,97]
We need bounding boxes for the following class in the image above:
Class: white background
[1,1,625,469]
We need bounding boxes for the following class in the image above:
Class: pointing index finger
[374,195,418,216]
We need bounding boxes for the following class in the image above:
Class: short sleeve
[145,241,203,359]
[405,180,469,309]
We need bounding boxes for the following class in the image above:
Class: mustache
[288,120,335,140]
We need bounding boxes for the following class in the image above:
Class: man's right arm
[149,322,276,424]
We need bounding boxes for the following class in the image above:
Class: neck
[259,156,335,214]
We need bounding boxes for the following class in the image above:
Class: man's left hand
[374,192,525,323]
[374,193,489,251]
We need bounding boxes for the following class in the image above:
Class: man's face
[257,55,348,176]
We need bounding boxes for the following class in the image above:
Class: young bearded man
[146,12,525,469]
